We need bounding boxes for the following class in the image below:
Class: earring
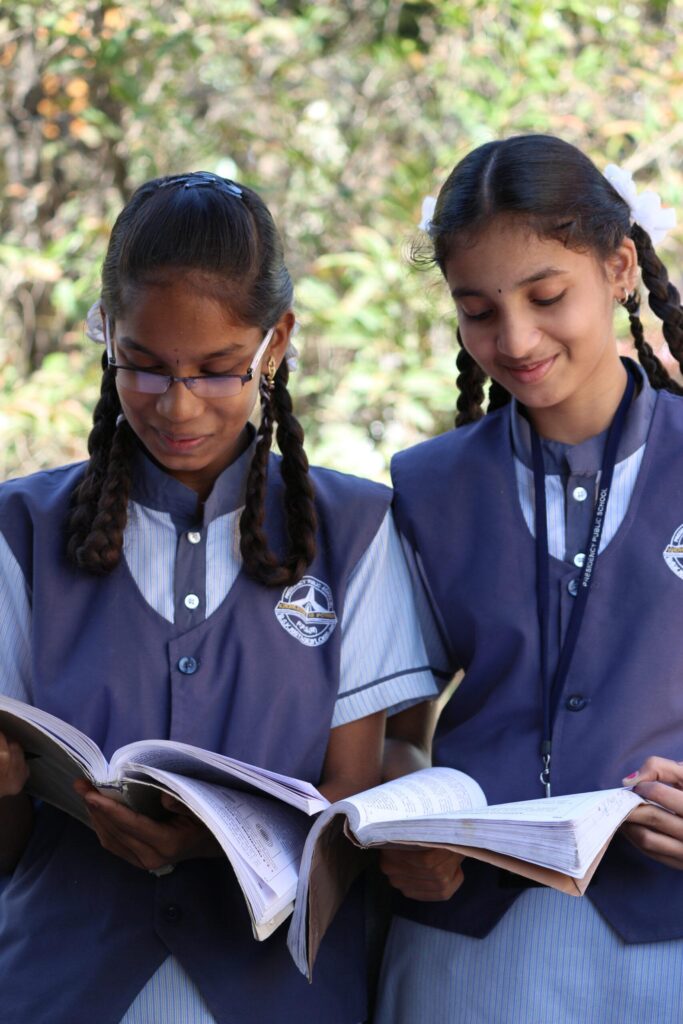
[261,357,277,396]
[266,357,277,391]
[618,286,629,306]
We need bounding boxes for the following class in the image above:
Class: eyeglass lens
[115,367,245,398]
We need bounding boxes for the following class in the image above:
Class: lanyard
[530,367,635,797]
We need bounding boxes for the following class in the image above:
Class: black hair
[419,135,683,426]
[67,172,316,585]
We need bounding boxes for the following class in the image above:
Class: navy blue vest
[0,454,390,1023]
[392,389,683,942]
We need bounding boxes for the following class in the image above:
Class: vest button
[163,904,181,922]
[187,531,201,544]
[178,656,198,675]
[567,578,579,597]
[566,694,588,712]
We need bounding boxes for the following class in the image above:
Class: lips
[501,355,557,385]
[155,430,208,453]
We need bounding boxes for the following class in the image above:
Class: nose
[155,379,204,421]
[495,309,541,361]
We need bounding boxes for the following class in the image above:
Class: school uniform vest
[0,453,390,1024]
[391,389,683,942]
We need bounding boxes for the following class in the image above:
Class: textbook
[286,766,644,979]
[0,695,327,941]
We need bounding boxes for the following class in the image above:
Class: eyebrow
[450,266,569,299]
[117,336,246,360]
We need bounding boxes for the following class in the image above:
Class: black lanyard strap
[530,367,636,796]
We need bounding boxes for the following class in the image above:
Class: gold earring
[265,357,276,392]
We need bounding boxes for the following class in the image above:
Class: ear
[606,237,638,300]
[265,309,296,371]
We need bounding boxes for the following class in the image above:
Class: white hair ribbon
[604,164,677,246]
[84,300,105,344]
[419,195,437,234]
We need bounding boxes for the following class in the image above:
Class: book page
[0,696,107,777]
[346,766,486,831]
[113,740,327,814]
[0,697,109,821]
[357,787,644,877]
[124,768,310,937]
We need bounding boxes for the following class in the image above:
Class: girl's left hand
[620,757,683,871]
[73,779,222,872]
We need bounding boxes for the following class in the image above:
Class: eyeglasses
[108,326,275,398]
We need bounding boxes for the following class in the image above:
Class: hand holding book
[621,756,683,872]
[73,780,223,873]
[379,844,465,901]
[0,730,29,798]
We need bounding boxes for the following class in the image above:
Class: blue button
[565,694,588,712]
[178,656,198,675]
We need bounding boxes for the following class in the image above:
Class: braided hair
[67,173,317,585]
[417,135,682,425]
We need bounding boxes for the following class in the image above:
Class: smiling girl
[0,172,436,1024]
[376,135,683,1023]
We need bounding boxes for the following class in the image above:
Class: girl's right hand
[379,846,465,901]
[0,731,29,798]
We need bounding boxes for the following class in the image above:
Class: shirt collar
[510,360,657,475]
[130,424,258,526]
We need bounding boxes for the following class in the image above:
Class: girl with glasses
[0,172,436,1024]
[375,135,683,1023]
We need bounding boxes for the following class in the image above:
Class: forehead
[117,279,247,336]
[114,279,259,364]
[444,218,603,293]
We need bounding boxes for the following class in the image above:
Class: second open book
[285,766,643,978]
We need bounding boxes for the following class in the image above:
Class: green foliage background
[1,0,682,481]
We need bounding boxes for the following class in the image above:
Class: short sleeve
[332,510,439,727]
[0,532,32,702]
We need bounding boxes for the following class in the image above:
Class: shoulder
[0,461,86,501]
[0,462,86,527]
[308,463,391,509]
[391,408,509,488]
[656,388,683,418]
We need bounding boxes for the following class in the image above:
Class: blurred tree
[0,0,681,478]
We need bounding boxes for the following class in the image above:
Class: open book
[0,695,328,940]
[286,766,644,979]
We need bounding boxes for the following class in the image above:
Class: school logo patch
[663,525,683,580]
[275,576,338,647]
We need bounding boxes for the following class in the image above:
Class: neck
[526,358,629,445]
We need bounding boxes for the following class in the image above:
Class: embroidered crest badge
[663,525,683,580]
[275,576,338,647]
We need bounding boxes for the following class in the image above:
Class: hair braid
[487,377,512,413]
[455,338,486,427]
[272,360,317,581]
[630,224,683,394]
[240,378,280,585]
[623,288,681,394]
[240,363,316,587]
[66,359,135,573]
